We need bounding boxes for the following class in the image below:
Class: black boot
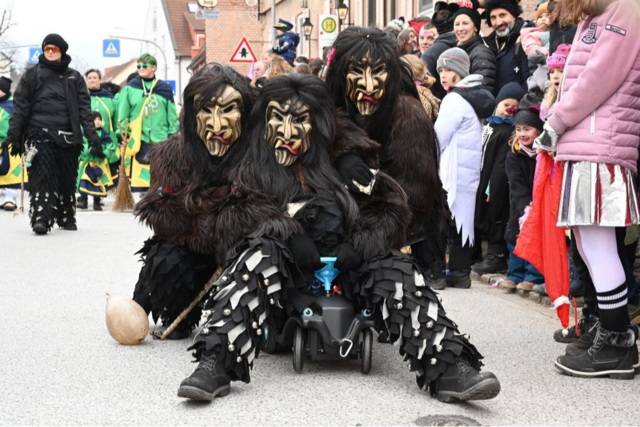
[554,316,598,344]
[93,197,103,211]
[445,271,471,289]
[177,350,231,401]
[77,195,88,210]
[32,221,48,235]
[555,323,638,379]
[434,358,501,402]
[164,322,191,340]
[564,319,600,355]
[471,253,508,274]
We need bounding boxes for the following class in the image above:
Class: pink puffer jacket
[548,0,640,173]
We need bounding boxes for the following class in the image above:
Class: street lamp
[336,1,349,24]
[302,17,314,58]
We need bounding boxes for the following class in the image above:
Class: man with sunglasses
[117,53,178,193]
[2,33,101,235]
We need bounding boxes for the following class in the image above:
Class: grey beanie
[437,47,470,79]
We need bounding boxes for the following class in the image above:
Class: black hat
[453,7,482,32]
[496,82,526,104]
[513,106,544,131]
[432,2,460,33]
[42,33,69,55]
[0,76,11,95]
[483,0,523,26]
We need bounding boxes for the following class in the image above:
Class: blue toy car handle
[314,256,341,293]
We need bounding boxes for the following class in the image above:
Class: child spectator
[472,82,526,275]
[501,105,546,292]
[435,47,496,289]
[401,54,441,120]
[77,111,119,210]
[541,43,571,121]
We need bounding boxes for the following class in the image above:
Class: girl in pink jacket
[535,0,640,380]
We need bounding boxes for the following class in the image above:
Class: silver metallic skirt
[557,161,640,227]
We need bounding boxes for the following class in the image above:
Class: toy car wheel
[361,329,373,374]
[261,324,278,354]
[293,326,305,373]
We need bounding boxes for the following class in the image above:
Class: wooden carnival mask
[346,55,387,116]
[195,85,243,157]
[265,98,312,167]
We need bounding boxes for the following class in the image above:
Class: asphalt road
[1,199,638,426]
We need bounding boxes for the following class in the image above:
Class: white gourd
[105,292,149,345]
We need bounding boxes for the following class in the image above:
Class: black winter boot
[555,323,638,379]
[554,315,598,344]
[471,253,508,274]
[445,271,471,289]
[164,322,190,340]
[32,221,48,235]
[434,358,501,402]
[565,320,600,355]
[77,195,88,210]
[177,350,231,401]
[93,197,102,211]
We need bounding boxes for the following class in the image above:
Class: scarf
[486,115,514,126]
[520,143,537,158]
[38,54,71,71]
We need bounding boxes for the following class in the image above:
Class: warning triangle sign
[229,37,257,63]
[105,42,119,55]
[31,51,40,62]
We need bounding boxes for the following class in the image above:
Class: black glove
[3,140,22,157]
[0,140,9,154]
[335,153,374,193]
[334,242,363,272]
[289,233,323,271]
[90,142,105,159]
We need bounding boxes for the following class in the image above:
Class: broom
[112,119,135,211]
[12,153,26,218]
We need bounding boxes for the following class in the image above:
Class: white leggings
[573,226,625,294]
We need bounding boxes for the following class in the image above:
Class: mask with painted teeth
[195,85,243,157]
[265,98,312,167]
[346,55,387,115]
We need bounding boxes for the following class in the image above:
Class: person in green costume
[0,77,27,211]
[77,111,119,210]
[117,53,178,192]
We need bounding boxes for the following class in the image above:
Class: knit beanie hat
[387,16,406,33]
[535,2,549,21]
[483,0,523,27]
[453,7,482,32]
[0,76,11,95]
[496,82,526,104]
[432,2,459,33]
[547,43,571,71]
[42,34,69,55]
[437,47,470,79]
[513,106,544,131]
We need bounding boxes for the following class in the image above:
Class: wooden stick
[157,266,224,340]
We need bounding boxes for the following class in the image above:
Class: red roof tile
[163,0,199,58]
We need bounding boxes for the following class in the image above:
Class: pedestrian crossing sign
[103,39,120,57]
[229,37,257,63]
[28,48,43,64]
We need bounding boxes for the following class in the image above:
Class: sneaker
[446,271,471,289]
[177,350,231,401]
[32,221,48,235]
[516,281,536,292]
[499,279,517,290]
[3,201,16,211]
[434,358,501,403]
[554,316,598,344]
[555,324,638,379]
[471,254,508,274]
[532,283,547,296]
[565,320,599,355]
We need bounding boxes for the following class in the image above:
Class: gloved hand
[289,233,323,271]
[534,122,558,153]
[335,153,374,193]
[270,47,279,53]
[2,140,22,157]
[334,242,363,272]
[90,142,105,159]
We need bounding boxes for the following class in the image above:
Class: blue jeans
[507,243,545,284]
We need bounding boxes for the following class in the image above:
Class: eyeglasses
[137,64,154,69]
[44,45,60,54]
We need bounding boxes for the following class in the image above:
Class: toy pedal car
[262,257,375,374]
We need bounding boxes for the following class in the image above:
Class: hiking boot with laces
[565,320,599,355]
[471,253,508,274]
[555,323,638,379]
[434,358,501,402]
[177,350,231,401]
[554,316,598,344]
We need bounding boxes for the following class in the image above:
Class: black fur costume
[132,64,259,333]
[189,75,482,395]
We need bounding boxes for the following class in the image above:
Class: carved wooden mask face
[195,85,243,157]
[346,55,387,116]
[265,98,312,167]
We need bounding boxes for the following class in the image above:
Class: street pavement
[1,199,639,426]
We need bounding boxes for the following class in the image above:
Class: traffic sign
[229,37,257,63]
[318,15,339,58]
[103,39,120,57]
[28,48,42,64]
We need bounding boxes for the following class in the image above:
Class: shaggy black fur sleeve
[332,109,380,167]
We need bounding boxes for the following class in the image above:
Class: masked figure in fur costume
[177,74,500,403]
[132,64,258,340]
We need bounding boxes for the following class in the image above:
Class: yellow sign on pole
[321,17,337,33]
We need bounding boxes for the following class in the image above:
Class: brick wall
[204,0,264,75]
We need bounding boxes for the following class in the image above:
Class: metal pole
[109,34,169,80]
[271,0,276,48]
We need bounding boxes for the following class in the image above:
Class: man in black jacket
[2,34,101,235]
[483,0,532,94]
